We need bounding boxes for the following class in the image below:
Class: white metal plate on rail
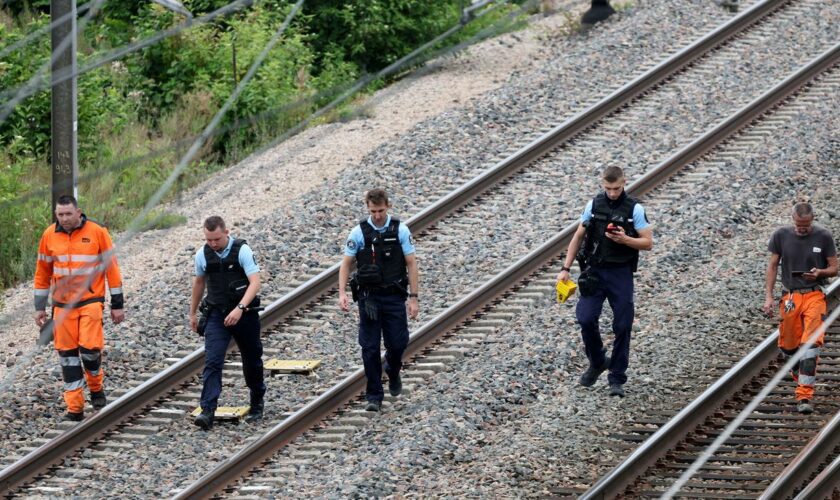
[190,406,250,420]
[264,358,321,374]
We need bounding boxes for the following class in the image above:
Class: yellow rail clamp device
[556,279,577,303]
[191,406,250,420]
[265,359,322,375]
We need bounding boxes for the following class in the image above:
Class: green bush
[0,0,522,290]
[303,0,462,73]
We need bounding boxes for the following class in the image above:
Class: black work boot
[64,411,84,422]
[388,372,402,397]
[797,399,814,414]
[90,390,107,410]
[194,409,214,430]
[244,400,264,423]
[365,400,382,412]
[579,355,610,387]
[608,383,625,397]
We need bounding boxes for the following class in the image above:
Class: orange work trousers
[53,302,105,413]
[778,290,826,401]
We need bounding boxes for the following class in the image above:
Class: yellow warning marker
[190,406,250,420]
[264,359,321,375]
[556,279,577,303]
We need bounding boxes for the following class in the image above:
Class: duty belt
[784,285,823,294]
[364,284,407,296]
[52,297,105,309]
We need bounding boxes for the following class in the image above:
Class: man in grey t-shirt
[763,202,838,414]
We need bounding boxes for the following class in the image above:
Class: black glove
[38,319,54,346]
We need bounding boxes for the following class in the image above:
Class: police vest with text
[354,219,408,293]
[578,193,640,271]
[203,239,260,312]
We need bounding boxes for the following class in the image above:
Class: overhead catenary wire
[0,79,352,212]
[0,0,517,122]
[0,0,536,391]
[662,300,840,498]
[0,0,256,123]
[0,0,302,394]
[0,0,530,212]
[112,0,305,247]
[172,0,531,206]
[246,0,529,161]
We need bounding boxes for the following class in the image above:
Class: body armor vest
[355,219,408,290]
[204,239,258,311]
[579,192,640,270]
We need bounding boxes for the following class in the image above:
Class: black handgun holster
[577,269,600,297]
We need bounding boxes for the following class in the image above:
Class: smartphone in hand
[791,270,808,277]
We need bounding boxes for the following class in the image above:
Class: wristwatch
[408,293,419,298]
[560,266,571,272]
[237,303,246,311]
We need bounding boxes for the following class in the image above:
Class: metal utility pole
[50,0,79,209]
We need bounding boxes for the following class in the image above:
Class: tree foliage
[303,0,461,72]
[0,0,501,288]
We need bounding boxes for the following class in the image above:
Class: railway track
[579,279,840,499]
[2,0,837,495]
[207,44,840,499]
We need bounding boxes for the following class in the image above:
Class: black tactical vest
[355,218,408,290]
[580,192,640,270]
[203,239,257,311]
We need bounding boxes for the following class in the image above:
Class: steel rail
[255,0,787,331]
[793,452,840,500]
[173,35,840,500]
[760,409,840,499]
[582,282,840,500]
[0,0,799,494]
[0,348,206,493]
[580,101,840,500]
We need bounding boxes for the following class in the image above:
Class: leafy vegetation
[0,0,521,288]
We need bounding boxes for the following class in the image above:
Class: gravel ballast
[0,0,837,496]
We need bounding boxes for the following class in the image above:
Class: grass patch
[612,1,636,12]
[139,210,188,231]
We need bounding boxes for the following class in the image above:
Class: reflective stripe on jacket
[34,215,123,310]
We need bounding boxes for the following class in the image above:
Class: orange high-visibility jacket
[34,215,124,310]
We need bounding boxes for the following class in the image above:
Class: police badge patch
[346,240,356,250]
[409,235,415,245]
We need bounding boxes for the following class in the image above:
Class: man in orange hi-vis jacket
[34,195,125,422]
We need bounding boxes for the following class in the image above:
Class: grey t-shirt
[768,224,837,291]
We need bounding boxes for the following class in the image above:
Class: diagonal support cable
[248,0,529,160]
[0,0,304,398]
[0,0,526,214]
[113,0,305,247]
[0,1,92,61]
[0,0,107,126]
[0,0,255,124]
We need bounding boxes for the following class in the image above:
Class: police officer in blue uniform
[189,216,265,429]
[557,166,653,397]
[339,189,420,412]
